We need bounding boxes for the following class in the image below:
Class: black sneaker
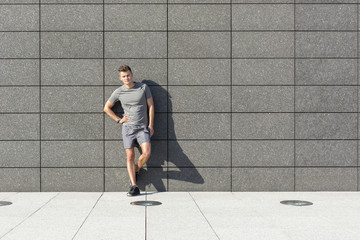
[127,185,140,197]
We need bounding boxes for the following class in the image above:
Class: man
[104,65,154,197]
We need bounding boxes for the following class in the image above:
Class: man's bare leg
[125,148,136,186]
[135,142,151,172]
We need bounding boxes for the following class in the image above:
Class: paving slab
[1,193,101,240]
[73,192,146,240]
[0,192,17,200]
[147,192,219,240]
[191,192,282,240]
[193,192,360,240]
[0,192,58,238]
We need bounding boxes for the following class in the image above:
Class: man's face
[119,70,133,85]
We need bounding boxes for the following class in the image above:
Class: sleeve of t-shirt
[108,89,120,103]
[144,84,152,99]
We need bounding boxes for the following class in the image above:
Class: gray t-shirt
[108,82,152,126]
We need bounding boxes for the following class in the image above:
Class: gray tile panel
[146,141,168,168]
[153,114,170,140]
[295,32,357,58]
[0,168,40,192]
[105,59,167,86]
[153,113,168,140]
[232,4,294,30]
[168,4,230,31]
[295,168,357,191]
[169,32,231,58]
[0,32,39,58]
[41,114,103,140]
[0,114,40,140]
[41,168,103,192]
[0,5,39,31]
[232,86,294,112]
[232,113,294,139]
[295,113,357,139]
[41,5,103,31]
[168,86,231,112]
[138,168,167,192]
[296,0,357,3]
[105,140,167,168]
[232,140,294,167]
[41,86,103,112]
[105,4,166,31]
[168,113,231,140]
[106,0,166,2]
[41,141,103,167]
[296,140,357,166]
[0,141,40,167]
[232,32,294,58]
[169,0,229,2]
[149,85,167,113]
[168,59,231,85]
[168,168,230,191]
[104,168,131,192]
[234,0,292,2]
[41,59,103,86]
[104,115,125,140]
[0,87,39,112]
[105,141,125,167]
[296,86,357,112]
[232,168,294,191]
[104,86,123,110]
[105,32,167,58]
[41,32,103,58]
[232,59,294,86]
[295,59,357,85]
[0,0,39,3]
[43,0,103,2]
[168,140,231,167]
[295,4,357,30]
[0,60,39,86]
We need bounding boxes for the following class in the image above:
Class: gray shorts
[122,124,151,149]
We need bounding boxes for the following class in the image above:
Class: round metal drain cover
[0,201,12,207]
[130,201,162,206]
[280,200,313,206]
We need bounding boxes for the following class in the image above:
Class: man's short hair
[118,65,132,73]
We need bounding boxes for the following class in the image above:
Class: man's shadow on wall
[112,80,204,191]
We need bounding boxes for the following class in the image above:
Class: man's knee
[142,148,151,159]
[126,150,135,162]
[143,152,151,159]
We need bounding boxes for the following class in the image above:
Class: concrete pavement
[0,192,360,240]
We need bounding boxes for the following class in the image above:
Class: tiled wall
[0,0,359,192]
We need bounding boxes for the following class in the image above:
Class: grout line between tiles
[39,0,42,192]
[71,192,104,240]
[189,192,220,240]
[294,0,296,192]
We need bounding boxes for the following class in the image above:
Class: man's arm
[103,101,129,124]
[147,97,155,137]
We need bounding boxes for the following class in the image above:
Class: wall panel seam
[39,0,42,192]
